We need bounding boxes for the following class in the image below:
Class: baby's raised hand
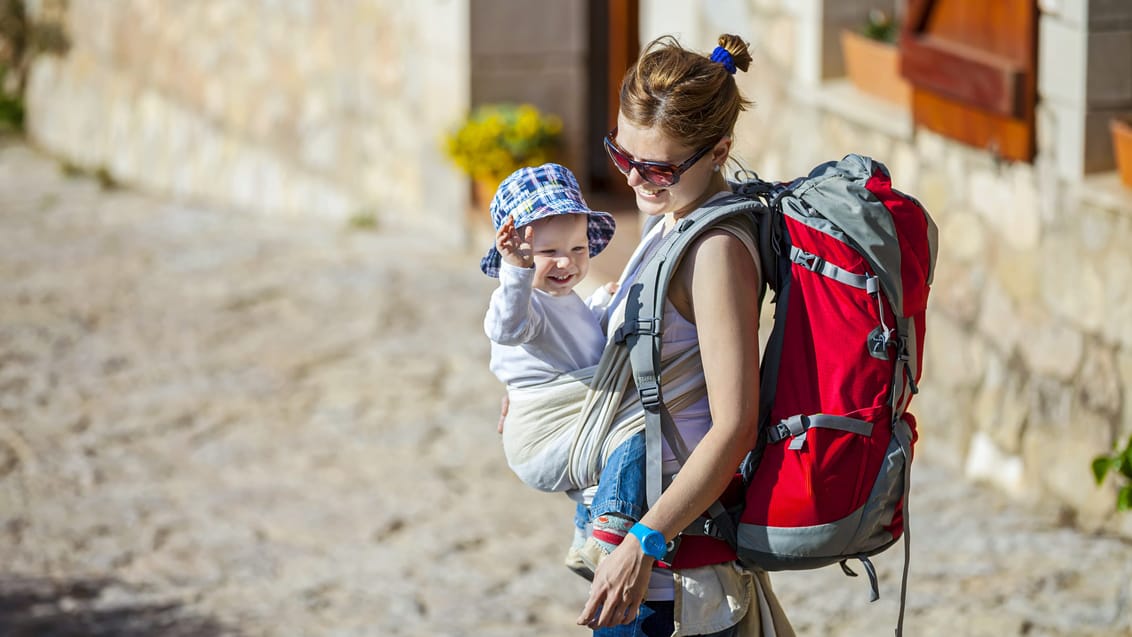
[496,214,533,269]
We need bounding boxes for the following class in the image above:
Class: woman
[578,34,794,636]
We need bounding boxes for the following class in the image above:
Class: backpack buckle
[637,383,661,411]
[768,422,792,443]
[613,318,661,345]
[768,414,808,444]
[797,250,825,273]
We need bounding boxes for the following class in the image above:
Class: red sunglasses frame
[603,127,716,187]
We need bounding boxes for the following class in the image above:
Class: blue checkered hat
[480,163,616,278]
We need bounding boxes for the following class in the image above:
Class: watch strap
[628,522,667,560]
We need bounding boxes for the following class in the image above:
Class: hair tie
[710,46,737,75]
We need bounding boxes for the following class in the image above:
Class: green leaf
[1117,485,1132,512]
[1092,456,1113,484]
[1120,452,1132,480]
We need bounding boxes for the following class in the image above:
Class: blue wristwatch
[628,522,668,561]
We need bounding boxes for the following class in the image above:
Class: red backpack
[617,154,937,636]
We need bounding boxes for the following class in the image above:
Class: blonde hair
[619,34,753,149]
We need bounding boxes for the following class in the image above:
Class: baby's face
[528,214,590,297]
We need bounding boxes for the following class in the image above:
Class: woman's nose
[626,167,645,187]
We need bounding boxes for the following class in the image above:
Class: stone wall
[21,0,470,242]
[643,0,1132,537]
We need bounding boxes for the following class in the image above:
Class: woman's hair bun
[717,34,752,73]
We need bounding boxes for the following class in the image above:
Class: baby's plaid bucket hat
[480,163,616,278]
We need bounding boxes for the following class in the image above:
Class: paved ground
[0,139,1130,637]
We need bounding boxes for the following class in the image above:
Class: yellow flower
[443,103,563,184]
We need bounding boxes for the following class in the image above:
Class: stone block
[972,350,1030,454]
[914,170,951,219]
[1117,349,1132,441]
[913,385,975,474]
[1077,341,1122,417]
[1077,201,1117,252]
[1102,248,1132,349]
[1023,406,1120,524]
[965,431,1028,498]
[932,260,982,327]
[1039,234,1105,333]
[1016,308,1085,381]
[969,168,1042,251]
[937,210,986,265]
[890,141,920,189]
[915,128,948,165]
[994,246,1040,304]
[1086,30,1132,107]
[976,274,1021,357]
[927,311,987,391]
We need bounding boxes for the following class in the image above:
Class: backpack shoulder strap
[616,194,764,509]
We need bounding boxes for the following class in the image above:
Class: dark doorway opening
[586,0,638,196]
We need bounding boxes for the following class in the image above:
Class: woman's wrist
[627,522,669,560]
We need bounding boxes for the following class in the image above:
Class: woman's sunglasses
[603,127,716,188]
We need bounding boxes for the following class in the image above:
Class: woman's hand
[576,535,654,628]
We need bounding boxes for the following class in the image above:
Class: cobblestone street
[1,140,1130,636]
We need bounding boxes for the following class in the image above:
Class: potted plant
[444,103,564,208]
[1111,116,1132,188]
[840,9,911,108]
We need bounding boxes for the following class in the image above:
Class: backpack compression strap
[616,195,764,531]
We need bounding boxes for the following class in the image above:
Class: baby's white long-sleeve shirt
[484,262,610,388]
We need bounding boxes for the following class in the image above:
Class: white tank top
[605,195,759,601]
[606,217,713,468]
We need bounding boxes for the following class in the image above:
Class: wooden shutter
[900,0,1038,162]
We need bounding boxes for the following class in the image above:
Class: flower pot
[473,178,500,213]
[1111,117,1132,188]
[840,30,911,108]
[466,178,502,251]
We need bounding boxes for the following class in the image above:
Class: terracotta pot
[466,178,502,250]
[1111,118,1132,188]
[840,30,911,108]
[473,178,500,213]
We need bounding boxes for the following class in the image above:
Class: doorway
[586,0,639,195]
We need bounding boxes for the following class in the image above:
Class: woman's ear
[712,135,733,168]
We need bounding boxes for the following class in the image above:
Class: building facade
[18,0,1132,536]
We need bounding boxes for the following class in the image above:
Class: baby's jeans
[574,431,647,532]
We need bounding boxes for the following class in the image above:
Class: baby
[481,163,647,577]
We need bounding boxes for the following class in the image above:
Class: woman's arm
[578,229,761,628]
